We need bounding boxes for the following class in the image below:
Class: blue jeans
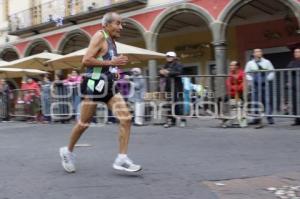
[252,81,274,122]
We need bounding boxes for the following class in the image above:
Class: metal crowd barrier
[9,83,77,121]
[125,75,230,126]
[85,74,242,126]
[46,83,73,121]
[246,68,300,119]
[10,89,41,120]
[4,69,298,126]
[0,93,9,120]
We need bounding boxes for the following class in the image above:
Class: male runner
[59,12,142,173]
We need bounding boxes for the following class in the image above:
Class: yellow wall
[157,30,212,75]
[156,27,239,75]
[226,26,239,63]
[120,26,240,75]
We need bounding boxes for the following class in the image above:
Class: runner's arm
[82,31,110,67]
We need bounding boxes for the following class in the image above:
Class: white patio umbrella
[0,59,9,65]
[46,42,166,69]
[0,68,48,78]
[45,48,86,69]
[0,52,63,71]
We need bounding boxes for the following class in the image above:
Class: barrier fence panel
[4,69,298,125]
[246,68,300,119]
[10,89,41,121]
[0,93,9,120]
[49,82,74,122]
[140,75,231,126]
[2,75,231,124]
[10,83,75,121]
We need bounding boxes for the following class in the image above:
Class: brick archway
[57,29,90,55]
[148,3,214,49]
[24,38,52,56]
[217,0,300,41]
[0,47,20,61]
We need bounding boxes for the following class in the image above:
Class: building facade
[0,0,300,90]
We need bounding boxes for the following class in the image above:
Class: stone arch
[149,3,214,49]
[24,38,52,56]
[0,47,20,61]
[57,29,90,55]
[123,17,147,43]
[217,0,300,41]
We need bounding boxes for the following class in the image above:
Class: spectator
[218,61,246,128]
[116,71,131,102]
[0,79,10,121]
[21,77,41,122]
[21,77,40,96]
[182,77,192,116]
[287,47,300,126]
[64,70,82,121]
[52,74,71,123]
[245,49,275,128]
[160,51,184,128]
[159,66,167,92]
[41,75,52,123]
[226,61,245,100]
[129,68,146,126]
[192,84,209,115]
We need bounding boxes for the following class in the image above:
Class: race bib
[95,79,105,92]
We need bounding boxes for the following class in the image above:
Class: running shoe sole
[113,164,142,172]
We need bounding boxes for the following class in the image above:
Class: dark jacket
[287,59,300,69]
[287,59,300,90]
[163,60,183,93]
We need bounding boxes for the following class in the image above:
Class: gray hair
[101,12,119,26]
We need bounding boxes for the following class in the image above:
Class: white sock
[117,154,127,160]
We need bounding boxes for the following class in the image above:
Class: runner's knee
[119,114,132,125]
[77,117,93,129]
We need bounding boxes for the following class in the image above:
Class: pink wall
[14,41,30,57]
[82,24,102,37]
[191,0,230,19]
[131,9,164,31]
[236,18,300,64]
[44,33,64,50]
[12,1,300,57]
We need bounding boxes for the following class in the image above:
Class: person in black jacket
[287,47,300,126]
[0,79,10,121]
[160,51,184,128]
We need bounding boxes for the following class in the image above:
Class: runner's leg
[107,94,132,154]
[68,98,97,152]
[108,94,142,172]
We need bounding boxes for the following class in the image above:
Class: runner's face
[107,15,123,38]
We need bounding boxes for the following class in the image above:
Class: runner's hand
[111,55,128,66]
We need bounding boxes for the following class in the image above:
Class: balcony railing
[8,0,147,36]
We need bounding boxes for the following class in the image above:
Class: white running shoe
[113,157,142,172]
[59,147,76,173]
